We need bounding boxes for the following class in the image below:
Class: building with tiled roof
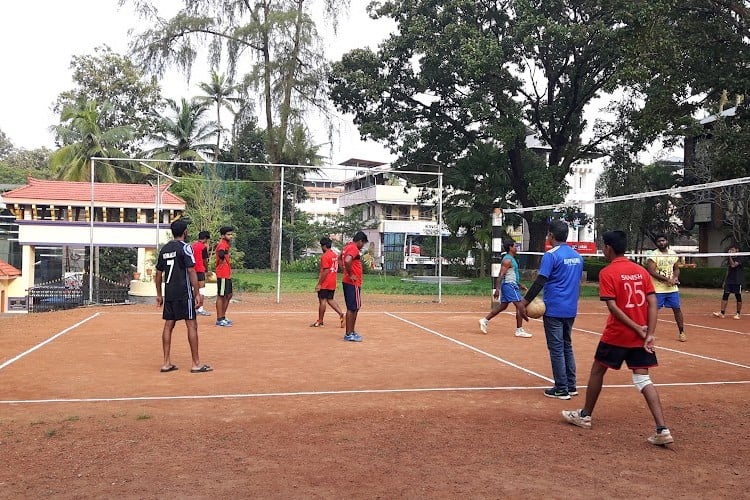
[0,178,187,312]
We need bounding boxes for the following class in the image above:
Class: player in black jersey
[155,219,212,373]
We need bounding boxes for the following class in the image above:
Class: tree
[0,147,54,183]
[53,45,163,150]
[329,1,628,259]
[197,71,241,160]
[148,97,218,175]
[0,128,12,159]
[49,100,135,182]
[122,0,343,270]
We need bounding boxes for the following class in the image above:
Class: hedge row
[582,260,747,289]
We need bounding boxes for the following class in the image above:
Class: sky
[0,0,396,166]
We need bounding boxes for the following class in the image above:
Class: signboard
[545,241,597,254]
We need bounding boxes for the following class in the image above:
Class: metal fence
[27,274,130,313]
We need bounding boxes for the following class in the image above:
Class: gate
[27,274,130,313]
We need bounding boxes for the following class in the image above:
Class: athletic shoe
[562,409,591,429]
[678,332,687,342]
[647,428,674,446]
[197,309,212,316]
[339,314,345,328]
[514,327,532,338]
[568,388,579,396]
[224,318,233,325]
[343,332,363,342]
[310,320,324,327]
[215,319,232,327]
[544,388,571,400]
[479,318,489,334]
[734,313,741,320]
[712,311,724,318]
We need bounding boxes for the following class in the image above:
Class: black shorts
[724,284,742,295]
[594,341,658,370]
[162,298,196,321]
[196,272,206,282]
[217,278,233,296]
[317,289,335,300]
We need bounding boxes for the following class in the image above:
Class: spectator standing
[712,244,743,320]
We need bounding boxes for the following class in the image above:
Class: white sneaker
[515,328,532,338]
[647,428,674,445]
[562,409,591,429]
[734,313,741,320]
[479,318,489,334]
[712,311,724,318]
[197,309,212,316]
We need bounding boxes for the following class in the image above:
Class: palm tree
[197,72,241,161]
[49,100,134,182]
[148,98,218,175]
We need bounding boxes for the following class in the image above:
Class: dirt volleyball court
[0,290,748,498]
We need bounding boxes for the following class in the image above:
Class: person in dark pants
[155,219,212,373]
[712,244,743,320]
[341,231,368,342]
[520,220,583,400]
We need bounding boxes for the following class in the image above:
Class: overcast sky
[0,0,395,166]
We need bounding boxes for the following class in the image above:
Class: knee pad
[736,294,743,303]
[199,287,206,296]
[722,292,731,301]
[632,373,652,392]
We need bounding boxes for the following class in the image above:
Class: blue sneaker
[215,319,232,327]
[343,332,363,342]
[224,318,233,325]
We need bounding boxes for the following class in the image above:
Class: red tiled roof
[1,178,185,207]
[0,260,21,279]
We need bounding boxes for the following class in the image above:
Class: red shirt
[599,257,656,348]
[215,238,232,279]
[191,240,208,272]
[320,249,339,290]
[341,241,363,286]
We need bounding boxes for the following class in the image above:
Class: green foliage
[329,0,628,256]
[98,247,137,284]
[0,128,12,159]
[53,45,163,150]
[596,148,684,250]
[148,97,218,175]
[0,147,54,183]
[281,255,320,273]
[49,100,135,182]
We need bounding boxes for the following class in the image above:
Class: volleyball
[526,298,546,319]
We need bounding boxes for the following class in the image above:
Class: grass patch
[62,416,80,422]
[136,413,151,421]
[45,428,57,437]
[234,270,601,298]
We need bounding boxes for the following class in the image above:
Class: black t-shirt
[156,240,196,300]
[725,256,744,285]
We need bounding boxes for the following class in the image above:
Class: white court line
[0,313,101,371]
[385,312,553,383]
[571,325,750,370]
[657,317,749,336]
[2,380,749,405]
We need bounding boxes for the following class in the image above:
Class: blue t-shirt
[538,244,583,318]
